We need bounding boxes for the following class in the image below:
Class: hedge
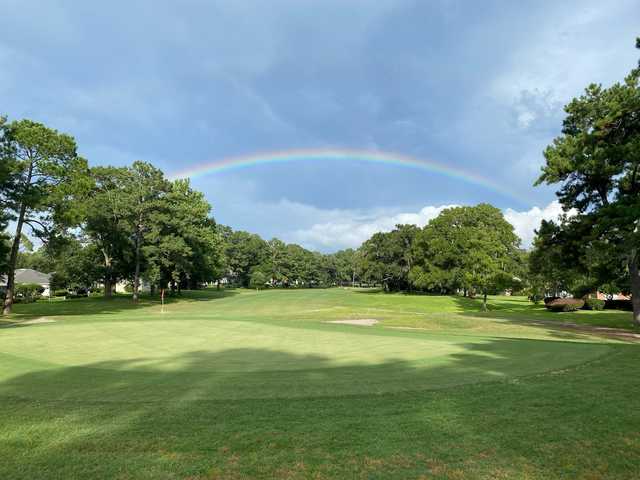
[604,299,633,311]
[583,298,605,311]
[545,298,585,312]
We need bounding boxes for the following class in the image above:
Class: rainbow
[169,148,526,204]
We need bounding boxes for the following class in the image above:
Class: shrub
[14,283,44,303]
[543,296,560,305]
[528,293,543,304]
[604,299,633,311]
[54,289,68,297]
[545,298,585,312]
[583,298,605,311]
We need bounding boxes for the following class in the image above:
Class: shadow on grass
[449,296,639,333]
[1,337,630,479]
[1,288,239,323]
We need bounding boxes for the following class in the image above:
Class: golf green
[0,315,610,401]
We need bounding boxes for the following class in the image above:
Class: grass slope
[0,289,638,479]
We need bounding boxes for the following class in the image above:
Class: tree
[528,219,580,297]
[330,248,360,286]
[220,228,268,287]
[120,161,170,302]
[83,166,132,297]
[0,116,13,275]
[536,39,640,324]
[358,225,418,291]
[249,270,267,290]
[1,119,88,314]
[411,204,520,309]
[143,179,223,292]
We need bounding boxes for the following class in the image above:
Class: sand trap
[327,318,379,326]
[22,317,56,325]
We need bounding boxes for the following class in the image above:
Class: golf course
[1,288,638,479]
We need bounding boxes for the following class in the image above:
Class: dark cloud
[1,0,638,248]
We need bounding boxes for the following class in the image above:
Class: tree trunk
[132,229,141,303]
[104,276,113,298]
[630,250,640,326]
[2,202,27,315]
[2,161,33,315]
[102,249,113,298]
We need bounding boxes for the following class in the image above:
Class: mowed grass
[1,289,638,479]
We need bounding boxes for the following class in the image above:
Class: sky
[1,0,638,251]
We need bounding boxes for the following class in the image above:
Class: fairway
[1,289,638,479]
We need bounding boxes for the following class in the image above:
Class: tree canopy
[535,39,640,324]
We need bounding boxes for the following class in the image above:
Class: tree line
[0,117,522,314]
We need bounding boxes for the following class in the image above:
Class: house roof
[0,269,51,286]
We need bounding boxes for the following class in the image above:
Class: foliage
[0,118,89,314]
[411,204,521,309]
[218,227,268,287]
[545,298,585,312]
[14,282,44,303]
[528,220,580,296]
[604,299,633,311]
[583,298,605,311]
[359,224,418,291]
[248,270,268,290]
[143,178,223,292]
[536,40,640,324]
[81,166,133,297]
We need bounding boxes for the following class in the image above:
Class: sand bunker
[22,317,56,325]
[327,318,379,326]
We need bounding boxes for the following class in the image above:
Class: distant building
[595,291,631,301]
[0,269,52,296]
[115,280,151,293]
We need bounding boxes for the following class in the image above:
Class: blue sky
[1,0,638,251]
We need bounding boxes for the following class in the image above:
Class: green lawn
[1,289,638,479]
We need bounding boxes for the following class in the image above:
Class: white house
[0,269,52,296]
[115,280,151,294]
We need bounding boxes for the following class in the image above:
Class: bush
[14,283,44,303]
[543,296,560,305]
[528,294,543,304]
[54,289,68,297]
[583,298,605,311]
[604,299,633,311]
[545,298,585,312]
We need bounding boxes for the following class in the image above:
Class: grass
[1,288,638,479]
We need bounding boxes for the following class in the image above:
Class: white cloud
[503,201,570,248]
[289,201,570,251]
[291,205,457,251]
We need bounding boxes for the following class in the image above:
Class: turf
[1,288,638,479]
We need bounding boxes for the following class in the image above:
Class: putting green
[0,318,610,401]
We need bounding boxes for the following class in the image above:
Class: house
[595,291,631,301]
[115,280,151,294]
[0,269,52,296]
